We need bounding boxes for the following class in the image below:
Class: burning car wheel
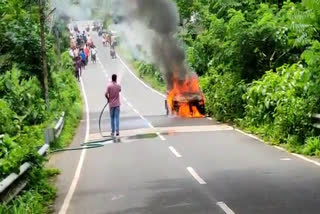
[173,101,180,115]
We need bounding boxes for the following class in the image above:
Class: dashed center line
[187,167,206,184]
[216,202,236,214]
[133,108,139,114]
[156,132,166,141]
[169,146,182,158]
[96,44,166,141]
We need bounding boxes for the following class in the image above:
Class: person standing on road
[84,45,90,65]
[91,46,97,63]
[110,46,116,59]
[80,50,86,69]
[69,47,74,60]
[82,31,87,44]
[105,74,121,137]
[73,56,82,81]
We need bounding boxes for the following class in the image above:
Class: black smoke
[112,0,189,89]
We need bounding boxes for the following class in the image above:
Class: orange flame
[167,74,205,118]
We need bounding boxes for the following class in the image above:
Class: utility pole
[39,0,49,107]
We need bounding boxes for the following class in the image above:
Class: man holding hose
[105,74,121,137]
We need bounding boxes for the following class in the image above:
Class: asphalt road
[52,23,320,214]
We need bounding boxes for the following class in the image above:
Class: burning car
[169,92,205,117]
[166,75,205,118]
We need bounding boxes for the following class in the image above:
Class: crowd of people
[67,23,122,136]
[101,31,117,59]
[69,27,97,81]
[68,23,118,81]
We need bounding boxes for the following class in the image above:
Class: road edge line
[216,202,235,214]
[291,153,320,166]
[116,53,166,98]
[234,128,320,168]
[58,77,90,214]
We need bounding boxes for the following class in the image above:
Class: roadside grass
[117,44,166,94]
[135,69,166,94]
[51,98,83,149]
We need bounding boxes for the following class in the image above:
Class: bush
[303,137,320,156]
[134,61,164,83]
[0,167,59,214]
[0,51,82,179]
[201,69,246,121]
[243,62,318,147]
[0,100,20,136]
[0,68,46,126]
[60,51,74,71]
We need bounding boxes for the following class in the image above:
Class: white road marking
[139,115,148,123]
[216,202,236,214]
[274,146,286,151]
[292,153,320,167]
[280,158,291,161]
[234,129,264,143]
[111,195,124,201]
[169,146,182,158]
[58,77,89,214]
[116,54,165,98]
[133,108,139,114]
[128,105,166,141]
[127,102,133,108]
[187,167,206,184]
[156,132,166,141]
[236,129,320,168]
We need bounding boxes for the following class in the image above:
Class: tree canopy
[175,0,320,154]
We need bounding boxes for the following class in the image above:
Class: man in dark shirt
[105,74,121,136]
[73,56,82,81]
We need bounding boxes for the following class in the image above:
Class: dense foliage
[0,55,81,180]
[0,0,82,211]
[175,0,320,154]
[0,0,42,78]
[0,167,59,214]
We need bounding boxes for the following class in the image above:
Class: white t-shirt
[91,48,97,55]
[69,49,74,58]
